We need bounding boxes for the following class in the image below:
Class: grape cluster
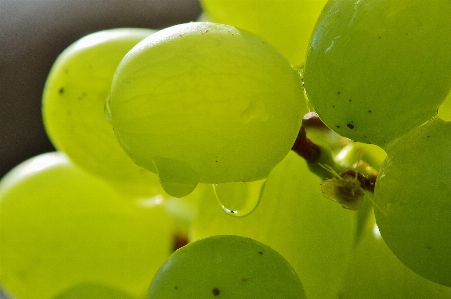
[303,0,451,287]
[1,1,451,299]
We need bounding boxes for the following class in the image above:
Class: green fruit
[108,22,306,197]
[304,0,451,146]
[374,118,451,287]
[147,235,306,299]
[191,151,356,299]
[42,28,164,199]
[338,217,451,298]
[200,0,327,66]
[0,152,172,299]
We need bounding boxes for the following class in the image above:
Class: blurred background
[0,0,202,180]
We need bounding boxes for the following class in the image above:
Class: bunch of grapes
[1,1,451,299]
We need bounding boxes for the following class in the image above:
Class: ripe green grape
[199,0,327,67]
[108,22,307,197]
[191,151,355,299]
[304,0,451,146]
[0,152,172,299]
[42,28,165,199]
[53,283,136,299]
[339,217,451,298]
[146,235,307,299]
[438,90,451,121]
[373,118,451,287]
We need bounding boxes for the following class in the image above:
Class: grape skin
[109,22,306,192]
[304,0,451,146]
[0,152,172,299]
[191,152,356,299]
[42,28,165,199]
[374,118,451,287]
[147,235,307,299]
[200,0,327,67]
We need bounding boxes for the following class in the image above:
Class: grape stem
[292,113,376,193]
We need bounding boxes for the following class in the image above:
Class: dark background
[0,1,201,298]
[0,0,202,179]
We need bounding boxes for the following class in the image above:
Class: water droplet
[104,95,112,124]
[153,157,199,198]
[213,179,266,217]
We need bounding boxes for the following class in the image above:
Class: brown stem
[291,126,321,162]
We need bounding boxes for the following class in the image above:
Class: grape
[303,0,451,146]
[146,235,307,299]
[42,28,165,199]
[0,152,172,299]
[199,0,327,67]
[339,217,451,298]
[438,90,451,121]
[191,151,355,299]
[108,22,307,197]
[53,283,136,299]
[373,118,451,287]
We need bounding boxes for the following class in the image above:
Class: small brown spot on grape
[242,278,248,282]
[337,91,341,95]
[368,110,372,113]
[212,288,220,296]
[336,125,340,129]
[258,251,263,255]
[332,105,335,108]
[347,123,354,129]
[174,286,178,290]
[59,88,64,94]
[349,99,352,102]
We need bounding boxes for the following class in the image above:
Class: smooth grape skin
[147,235,307,299]
[191,152,355,299]
[108,22,306,196]
[0,152,172,299]
[373,118,451,287]
[339,217,451,298]
[199,0,327,67]
[304,0,451,147]
[42,28,165,199]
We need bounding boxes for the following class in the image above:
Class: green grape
[373,118,451,287]
[199,0,327,67]
[0,152,172,299]
[53,283,136,299]
[438,90,451,121]
[339,217,451,298]
[191,151,356,299]
[146,235,307,299]
[108,22,307,197]
[303,0,451,147]
[42,28,165,199]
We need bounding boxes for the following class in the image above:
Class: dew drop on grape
[153,157,199,198]
[213,178,266,217]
